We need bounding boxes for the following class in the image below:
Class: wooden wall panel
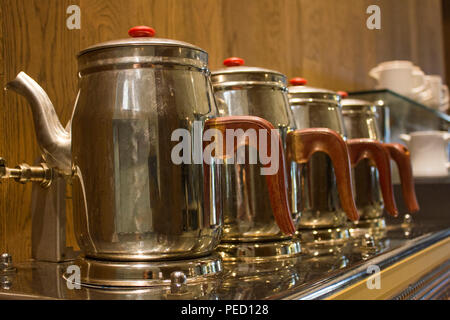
[443,0,450,86]
[218,0,297,72]
[0,82,4,254]
[165,0,226,64]
[296,0,378,91]
[0,0,446,261]
[0,1,4,254]
[78,0,227,68]
[79,0,154,47]
[404,0,445,77]
[1,0,79,261]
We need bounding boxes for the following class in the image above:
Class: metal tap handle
[347,139,399,217]
[286,128,360,221]
[204,116,296,235]
[0,157,52,188]
[383,143,420,213]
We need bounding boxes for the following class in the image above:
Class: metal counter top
[0,217,449,300]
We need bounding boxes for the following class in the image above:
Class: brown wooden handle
[383,143,420,213]
[286,128,359,221]
[204,116,296,235]
[347,139,399,217]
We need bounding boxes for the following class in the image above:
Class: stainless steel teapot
[288,78,351,229]
[340,97,419,226]
[2,27,295,262]
[210,58,360,243]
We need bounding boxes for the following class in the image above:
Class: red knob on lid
[289,77,307,86]
[128,26,156,37]
[223,57,244,67]
[337,91,348,98]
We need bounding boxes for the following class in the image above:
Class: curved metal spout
[5,72,72,174]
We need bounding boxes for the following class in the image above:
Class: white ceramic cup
[369,61,426,98]
[400,131,450,177]
[423,75,449,110]
[439,90,449,113]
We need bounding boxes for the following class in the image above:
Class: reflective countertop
[0,216,448,300]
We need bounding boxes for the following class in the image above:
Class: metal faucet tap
[0,157,53,188]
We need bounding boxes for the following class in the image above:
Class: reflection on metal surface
[303,252,350,273]
[349,218,387,240]
[352,236,391,260]
[219,255,305,299]
[170,271,188,294]
[0,253,16,291]
[0,276,13,290]
[401,214,414,238]
[0,253,16,274]
[299,228,351,257]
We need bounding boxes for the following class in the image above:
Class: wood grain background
[443,0,450,86]
[0,0,447,262]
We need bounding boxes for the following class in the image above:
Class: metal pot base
[62,254,223,288]
[216,239,302,262]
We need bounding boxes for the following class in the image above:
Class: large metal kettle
[210,58,360,244]
[1,27,294,262]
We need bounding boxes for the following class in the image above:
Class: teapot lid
[341,98,373,107]
[341,98,377,115]
[287,78,340,103]
[77,26,208,69]
[79,26,205,55]
[211,57,287,89]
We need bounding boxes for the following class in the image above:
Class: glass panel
[348,89,449,144]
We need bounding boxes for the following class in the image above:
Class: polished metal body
[372,100,390,142]
[6,36,223,261]
[341,99,384,222]
[288,86,349,229]
[211,66,297,242]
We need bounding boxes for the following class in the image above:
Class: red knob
[128,26,156,38]
[289,77,307,86]
[223,57,244,67]
[337,91,349,98]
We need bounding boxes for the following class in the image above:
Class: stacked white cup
[369,60,449,112]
